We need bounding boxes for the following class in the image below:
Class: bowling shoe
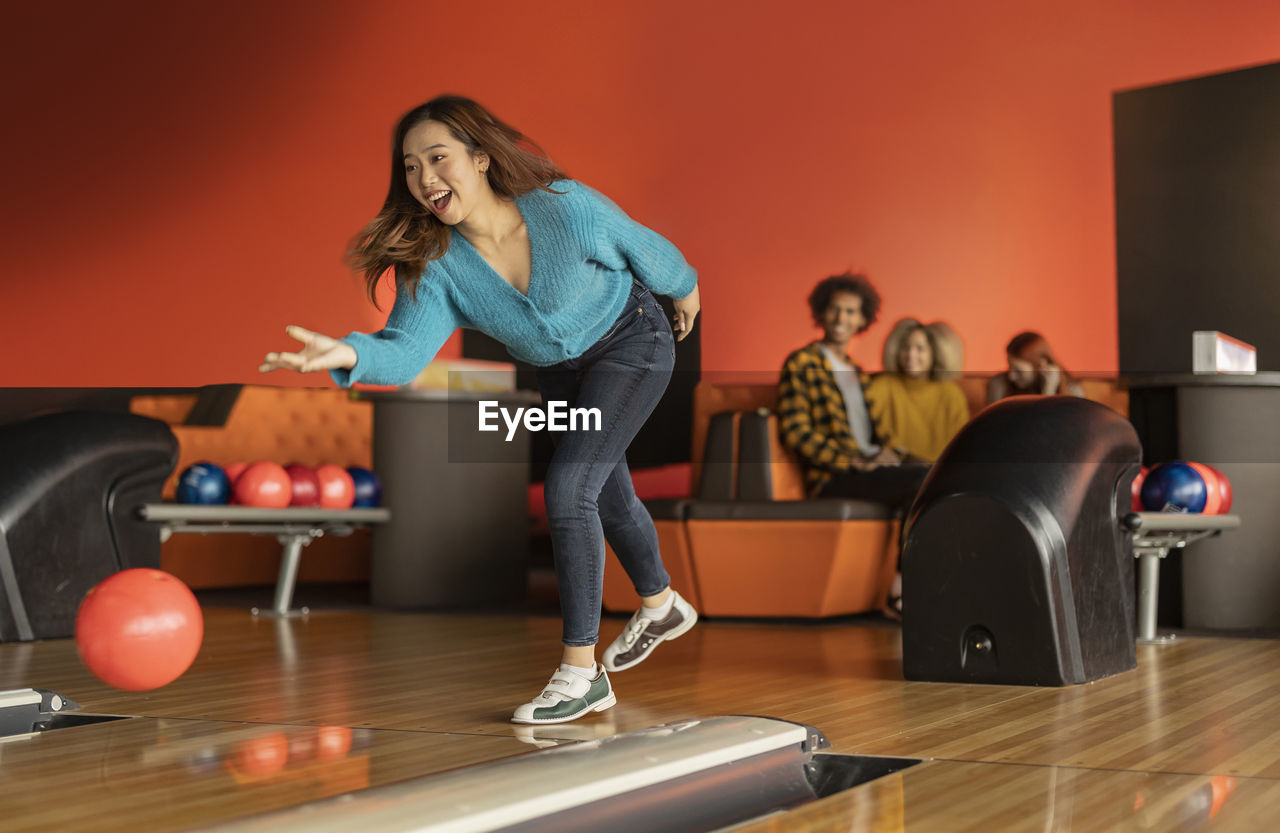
[512,666,616,724]
[602,590,697,672]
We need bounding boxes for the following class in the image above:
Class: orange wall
[5,1,1279,386]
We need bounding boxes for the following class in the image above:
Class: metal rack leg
[1136,548,1176,645]
[251,534,314,618]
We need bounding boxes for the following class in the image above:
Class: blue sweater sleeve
[574,183,698,299]
[329,275,465,388]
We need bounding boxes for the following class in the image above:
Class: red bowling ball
[1187,462,1223,515]
[75,568,204,691]
[284,463,321,507]
[1205,463,1233,514]
[1131,465,1149,512]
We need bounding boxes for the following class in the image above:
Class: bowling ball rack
[1124,512,1241,644]
[137,505,391,617]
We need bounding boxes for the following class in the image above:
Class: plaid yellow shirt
[777,342,875,496]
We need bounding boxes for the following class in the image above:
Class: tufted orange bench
[130,386,374,589]
[617,375,1131,619]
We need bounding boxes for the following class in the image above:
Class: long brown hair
[347,95,568,303]
[1006,331,1076,389]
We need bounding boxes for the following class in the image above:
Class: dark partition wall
[463,297,700,480]
[1114,61,1280,374]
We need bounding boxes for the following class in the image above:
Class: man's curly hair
[807,272,881,333]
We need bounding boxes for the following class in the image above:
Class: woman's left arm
[670,283,700,342]
[578,184,699,301]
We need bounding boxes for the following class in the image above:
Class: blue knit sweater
[331,180,697,387]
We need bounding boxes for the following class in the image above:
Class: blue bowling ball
[346,466,383,508]
[1139,461,1207,513]
[177,462,232,505]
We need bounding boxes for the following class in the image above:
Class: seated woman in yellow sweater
[864,318,970,464]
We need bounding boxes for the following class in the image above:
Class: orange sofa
[601,375,1128,619]
[130,386,374,589]
[690,375,1128,498]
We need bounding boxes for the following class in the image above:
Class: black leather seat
[0,411,177,641]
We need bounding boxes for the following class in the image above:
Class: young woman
[986,331,1084,403]
[863,318,969,464]
[259,95,701,725]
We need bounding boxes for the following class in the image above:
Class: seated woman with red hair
[986,331,1084,404]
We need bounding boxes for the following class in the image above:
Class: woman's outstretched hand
[672,284,701,342]
[259,325,358,374]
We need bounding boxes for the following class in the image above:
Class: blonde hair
[882,317,964,379]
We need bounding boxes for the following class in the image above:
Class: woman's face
[402,120,490,225]
[899,329,933,377]
[1008,354,1038,387]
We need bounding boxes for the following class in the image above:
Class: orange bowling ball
[231,732,290,777]
[314,464,355,509]
[75,568,203,691]
[222,461,248,485]
[315,725,353,761]
[234,461,293,508]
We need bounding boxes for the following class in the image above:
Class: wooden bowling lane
[847,637,1280,778]
[8,606,1280,831]
[734,760,1280,833]
[0,609,1034,742]
[0,716,536,833]
[15,608,1280,777]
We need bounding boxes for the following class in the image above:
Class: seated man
[777,272,930,615]
[778,272,931,507]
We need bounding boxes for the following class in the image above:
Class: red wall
[5,1,1279,386]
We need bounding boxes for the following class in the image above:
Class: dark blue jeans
[536,280,676,646]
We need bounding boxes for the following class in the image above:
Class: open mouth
[427,190,453,213]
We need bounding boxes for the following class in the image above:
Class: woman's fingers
[261,325,348,373]
[285,321,320,342]
[259,350,306,372]
[672,309,699,341]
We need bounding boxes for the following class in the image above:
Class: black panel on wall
[0,388,200,428]
[462,296,700,482]
[1114,61,1280,374]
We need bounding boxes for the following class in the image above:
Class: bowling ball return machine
[902,396,1240,686]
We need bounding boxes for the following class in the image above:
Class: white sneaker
[511,667,616,725]
[602,590,698,672]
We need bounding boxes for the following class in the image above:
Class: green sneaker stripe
[531,673,611,719]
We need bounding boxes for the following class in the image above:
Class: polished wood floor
[4,598,1280,831]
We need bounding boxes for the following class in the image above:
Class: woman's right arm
[261,278,464,387]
